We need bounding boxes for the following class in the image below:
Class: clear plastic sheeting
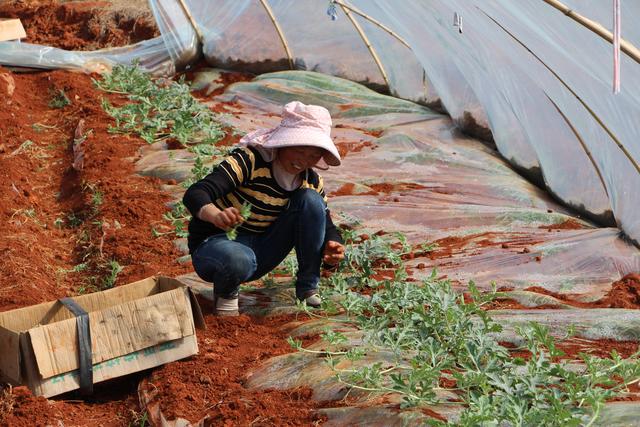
[356,0,612,224]
[0,35,180,75]
[2,0,639,241]
[171,0,638,243]
[0,0,199,75]
[147,0,199,69]
[173,0,437,105]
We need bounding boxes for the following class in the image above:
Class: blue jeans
[191,189,327,299]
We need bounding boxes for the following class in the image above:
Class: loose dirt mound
[600,273,640,308]
[0,0,158,50]
[525,273,640,309]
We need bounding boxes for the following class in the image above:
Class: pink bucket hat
[239,101,341,167]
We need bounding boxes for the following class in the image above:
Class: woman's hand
[198,204,243,230]
[323,241,345,266]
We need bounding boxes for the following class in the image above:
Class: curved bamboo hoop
[542,0,640,65]
[337,2,390,88]
[335,0,430,99]
[176,0,205,44]
[333,0,411,49]
[258,0,295,69]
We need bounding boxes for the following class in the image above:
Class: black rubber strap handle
[59,297,93,395]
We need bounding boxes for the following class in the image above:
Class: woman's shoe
[214,294,239,316]
[299,292,322,308]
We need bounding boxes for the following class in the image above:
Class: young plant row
[94,64,236,239]
[52,182,123,294]
[292,230,640,426]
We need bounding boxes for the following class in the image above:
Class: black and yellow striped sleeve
[218,147,254,186]
[182,148,255,217]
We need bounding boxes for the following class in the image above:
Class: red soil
[330,182,378,197]
[1,380,142,426]
[538,219,585,230]
[0,67,191,310]
[557,338,640,360]
[0,65,324,425]
[430,232,506,259]
[524,273,640,309]
[0,0,158,50]
[329,181,426,197]
[143,309,327,425]
[335,123,383,137]
[335,139,375,158]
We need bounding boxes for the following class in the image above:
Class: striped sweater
[183,146,342,253]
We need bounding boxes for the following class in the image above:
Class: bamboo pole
[542,0,640,65]
[480,9,640,177]
[335,0,429,100]
[176,0,205,44]
[337,2,390,89]
[333,0,411,49]
[258,0,295,69]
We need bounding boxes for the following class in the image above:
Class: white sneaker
[214,295,239,316]
[303,293,322,308]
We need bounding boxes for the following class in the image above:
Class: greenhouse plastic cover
[1,0,638,246]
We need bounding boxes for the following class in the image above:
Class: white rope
[613,0,621,93]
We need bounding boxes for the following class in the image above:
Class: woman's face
[277,146,324,174]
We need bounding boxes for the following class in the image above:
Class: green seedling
[163,202,190,238]
[420,241,439,252]
[48,89,71,109]
[95,64,225,146]
[289,227,640,426]
[127,409,149,427]
[226,202,252,241]
[66,213,83,228]
[94,64,242,238]
[101,259,124,289]
[91,189,103,207]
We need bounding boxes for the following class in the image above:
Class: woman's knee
[192,240,257,286]
[290,188,325,213]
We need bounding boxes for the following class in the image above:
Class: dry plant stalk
[0,385,16,422]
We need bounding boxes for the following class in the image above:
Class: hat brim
[260,126,341,167]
